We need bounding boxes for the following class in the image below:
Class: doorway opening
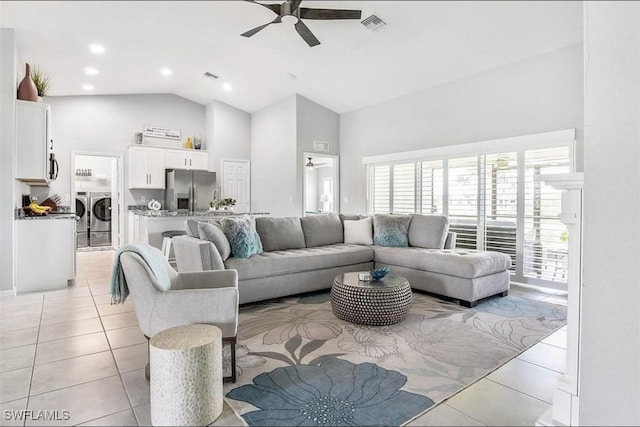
[72,152,123,251]
[303,153,339,215]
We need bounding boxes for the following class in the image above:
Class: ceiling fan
[305,157,328,168]
[241,0,362,47]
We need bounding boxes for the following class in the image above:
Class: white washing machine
[89,192,112,247]
[75,192,88,248]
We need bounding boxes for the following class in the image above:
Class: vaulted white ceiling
[0,1,582,114]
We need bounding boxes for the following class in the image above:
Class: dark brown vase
[17,63,38,102]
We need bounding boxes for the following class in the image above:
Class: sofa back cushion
[344,217,373,245]
[185,218,222,237]
[300,214,344,247]
[255,217,306,252]
[408,214,449,249]
[220,217,263,259]
[373,214,412,247]
[197,222,232,261]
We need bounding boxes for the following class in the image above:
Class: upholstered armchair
[119,248,239,382]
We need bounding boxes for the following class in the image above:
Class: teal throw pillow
[220,217,263,259]
[373,214,412,247]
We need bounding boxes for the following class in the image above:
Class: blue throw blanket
[110,244,170,304]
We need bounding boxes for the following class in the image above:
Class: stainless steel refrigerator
[165,170,217,212]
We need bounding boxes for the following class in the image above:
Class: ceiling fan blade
[299,8,362,20]
[294,20,320,47]
[289,0,303,13]
[241,16,282,38]
[245,0,281,15]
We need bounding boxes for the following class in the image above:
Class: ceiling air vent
[203,72,219,80]
[313,141,330,152]
[361,14,388,31]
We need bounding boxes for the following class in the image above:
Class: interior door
[222,160,250,213]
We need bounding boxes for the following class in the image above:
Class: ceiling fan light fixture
[242,0,362,47]
[305,157,314,168]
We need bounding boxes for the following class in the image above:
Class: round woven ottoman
[331,272,412,325]
[150,324,223,426]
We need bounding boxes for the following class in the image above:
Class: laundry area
[74,154,118,250]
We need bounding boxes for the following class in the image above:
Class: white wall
[0,29,19,291]
[339,43,584,214]
[580,2,640,424]
[250,94,340,217]
[296,95,340,216]
[44,94,205,210]
[250,95,297,217]
[205,99,251,195]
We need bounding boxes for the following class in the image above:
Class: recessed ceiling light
[160,68,173,76]
[82,84,94,91]
[89,44,105,54]
[84,67,99,75]
[222,83,233,92]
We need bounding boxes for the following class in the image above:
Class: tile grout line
[23,292,45,427]
[485,377,553,406]
[89,271,141,427]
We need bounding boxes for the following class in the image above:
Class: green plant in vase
[31,66,50,98]
[220,198,237,210]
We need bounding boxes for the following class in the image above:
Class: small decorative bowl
[369,266,390,281]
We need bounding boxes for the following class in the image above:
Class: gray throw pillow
[408,214,449,249]
[373,214,412,247]
[197,222,232,261]
[220,217,263,259]
[255,217,306,252]
[300,214,343,247]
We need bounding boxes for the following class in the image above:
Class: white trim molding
[362,129,576,165]
[536,172,583,427]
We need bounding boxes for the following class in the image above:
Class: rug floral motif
[223,291,566,426]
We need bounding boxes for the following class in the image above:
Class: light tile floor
[0,250,568,426]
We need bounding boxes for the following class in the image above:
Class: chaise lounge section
[173,213,512,307]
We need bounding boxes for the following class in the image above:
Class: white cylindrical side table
[150,324,223,426]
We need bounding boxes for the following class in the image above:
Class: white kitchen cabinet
[15,100,53,185]
[15,217,76,293]
[127,146,166,189]
[165,148,208,171]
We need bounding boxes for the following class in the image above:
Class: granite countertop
[15,213,78,220]
[131,210,270,218]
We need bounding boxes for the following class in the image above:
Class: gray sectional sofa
[172,214,512,307]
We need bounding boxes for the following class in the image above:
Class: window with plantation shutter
[483,153,518,272]
[370,165,390,214]
[420,160,444,214]
[365,130,574,291]
[392,163,416,214]
[447,157,478,250]
[523,147,570,283]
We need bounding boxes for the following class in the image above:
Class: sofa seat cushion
[224,244,374,281]
[373,246,511,279]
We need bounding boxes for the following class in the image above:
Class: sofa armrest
[173,269,238,290]
[444,232,457,249]
[172,235,225,272]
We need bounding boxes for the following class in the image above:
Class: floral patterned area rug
[222,291,566,426]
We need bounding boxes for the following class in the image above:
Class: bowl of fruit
[23,201,51,216]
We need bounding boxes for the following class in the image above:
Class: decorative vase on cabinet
[17,63,38,102]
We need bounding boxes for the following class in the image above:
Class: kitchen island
[127,209,270,251]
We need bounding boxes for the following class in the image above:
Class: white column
[536,173,583,427]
